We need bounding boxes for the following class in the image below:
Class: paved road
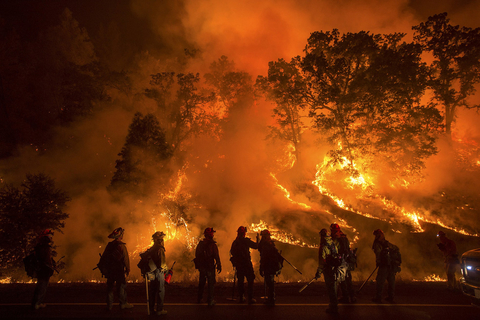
[0,282,478,320]
[1,301,478,320]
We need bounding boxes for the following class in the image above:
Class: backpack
[230,238,250,268]
[324,242,347,281]
[271,248,284,275]
[380,241,401,272]
[97,242,122,278]
[275,254,284,275]
[137,250,157,280]
[23,252,38,278]
[325,242,343,267]
[96,253,110,278]
[193,240,207,270]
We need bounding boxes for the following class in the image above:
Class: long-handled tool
[281,256,303,275]
[299,274,321,293]
[93,253,101,271]
[52,256,65,274]
[145,273,150,315]
[263,276,267,301]
[357,266,378,294]
[226,268,237,301]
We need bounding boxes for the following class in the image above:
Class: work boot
[248,298,256,305]
[208,300,216,306]
[385,296,396,303]
[238,295,245,303]
[156,309,168,315]
[120,302,134,309]
[350,296,357,303]
[34,303,46,310]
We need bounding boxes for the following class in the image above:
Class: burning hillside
[1,3,480,285]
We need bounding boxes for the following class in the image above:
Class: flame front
[249,220,317,248]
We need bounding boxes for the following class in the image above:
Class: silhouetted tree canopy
[0,173,70,269]
[145,72,215,153]
[300,30,442,181]
[0,9,123,158]
[256,57,308,167]
[413,12,480,138]
[110,112,172,196]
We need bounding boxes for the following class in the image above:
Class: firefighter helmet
[330,223,341,231]
[152,231,166,239]
[204,227,216,237]
[237,226,247,234]
[41,229,54,237]
[108,227,125,239]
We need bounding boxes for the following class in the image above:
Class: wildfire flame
[413,274,447,282]
[312,149,479,237]
[271,173,311,210]
[249,220,317,248]
[133,164,198,257]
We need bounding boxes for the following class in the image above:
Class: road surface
[0,281,478,319]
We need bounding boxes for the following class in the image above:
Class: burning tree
[145,72,216,154]
[301,30,442,187]
[205,55,254,114]
[0,174,69,270]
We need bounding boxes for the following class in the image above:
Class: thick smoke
[1,0,480,283]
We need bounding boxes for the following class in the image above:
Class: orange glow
[413,274,447,282]
[250,220,316,248]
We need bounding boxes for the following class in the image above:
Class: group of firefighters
[29,224,460,316]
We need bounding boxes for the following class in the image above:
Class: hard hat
[373,229,384,236]
[204,227,216,235]
[108,227,125,239]
[237,226,247,234]
[41,229,54,237]
[152,231,166,239]
[260,229,270,236]
[330,223,341,231]
[437,231,446,237]
[319,229,328,237]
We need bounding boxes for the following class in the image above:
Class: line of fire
[1,6,480,289]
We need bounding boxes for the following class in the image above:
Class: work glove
[315,268,321,279]
[217,265,222,274]
[260,270,264,277]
